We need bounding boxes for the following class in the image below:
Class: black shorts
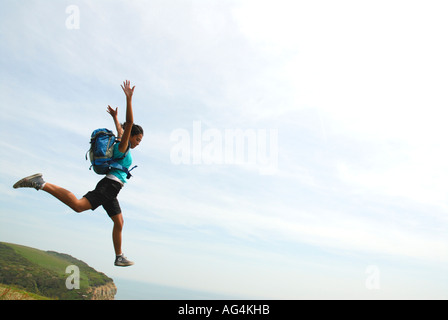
[83,177,123,217]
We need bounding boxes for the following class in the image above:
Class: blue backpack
[86,128,136,179]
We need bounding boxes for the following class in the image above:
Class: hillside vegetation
[0,283,50,300]
[0,242,115,300]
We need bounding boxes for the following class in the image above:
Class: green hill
[0,242,116,300]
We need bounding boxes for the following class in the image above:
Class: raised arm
[118,80,135,153]
[107,105,123,140]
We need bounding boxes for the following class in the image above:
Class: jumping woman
[13,80,143,267]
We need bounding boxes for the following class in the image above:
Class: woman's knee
[72,198,92,213]
[72,205,83,213]
[111,214,124,229]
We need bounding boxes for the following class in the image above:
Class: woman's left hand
[121,80,135,100]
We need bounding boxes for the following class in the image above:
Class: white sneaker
[114,254,134,267]
[13,173,45,190]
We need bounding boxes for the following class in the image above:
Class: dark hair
[122,122,144,136]
[131,124,144,136]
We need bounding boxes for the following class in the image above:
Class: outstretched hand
[107,105,118,118]
[121,80,135,100]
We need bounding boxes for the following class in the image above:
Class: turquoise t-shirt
[109,143,132,184]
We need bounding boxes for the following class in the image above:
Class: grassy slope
[7,243,90,289]
[10,243,69,271]
[0,283,50,300]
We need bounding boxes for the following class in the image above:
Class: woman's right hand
[107,105,118,118]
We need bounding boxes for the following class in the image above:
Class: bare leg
[110,213,124,256]
[42,183,92,213]
[111,213,134,266]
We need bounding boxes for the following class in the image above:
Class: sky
[1,0,448,299]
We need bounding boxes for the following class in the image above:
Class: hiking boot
[13,173,46,191]
[114,254,134,267]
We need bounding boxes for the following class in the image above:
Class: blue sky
[1,0,448,299]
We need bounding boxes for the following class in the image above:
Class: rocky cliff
[88,282,117,300]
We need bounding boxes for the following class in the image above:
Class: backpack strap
[107,162,137,179]
[126,165,138,179]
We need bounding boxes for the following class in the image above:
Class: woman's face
[129,134,143,149]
